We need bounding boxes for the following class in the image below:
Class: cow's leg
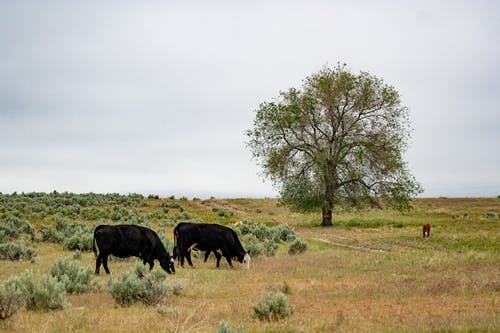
[224,256,233,267]
[214,252,222,268]
[219,246,233,267]
[185,251,194,267]
[102,255,110,274]
[204,251,211,262]
[179,252,185,267]
[95,255,102,275]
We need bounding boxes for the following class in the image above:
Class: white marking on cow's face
[243,253,251,269]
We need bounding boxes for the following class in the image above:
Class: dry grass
[1,197,499,332]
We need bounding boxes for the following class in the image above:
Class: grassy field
[0,196,499,332]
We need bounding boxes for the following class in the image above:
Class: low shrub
[81,207,109,220]
[72,250,82,260]
[62,223,93,252]
[41,220,93,251]
[50,259,99,294]
[252,291,294,321]
[140,271,169,305]
[238,221,298,243]
[485,212,498,219]
[218,209,233,218]
[0,216,35,241]
[0,240,37,261]
[281,281,291,295]
[163,201,181,209]
[237,221,300,258]
[41,225,63,243]
[109,270,144,306]
[0,284,24,320]
[6,270,68,311]
[239,222,271,241]
[242,234,264,257]
[288,238,308,255]
[108,263,180,306]
[271,223,296,242]
[54,215,69,231]
[263,239,279,256]
[215,320,245,333]
[157,305,180,317]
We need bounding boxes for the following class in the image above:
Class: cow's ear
[247,250,250,255]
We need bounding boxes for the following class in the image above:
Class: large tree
[247,64,422,226]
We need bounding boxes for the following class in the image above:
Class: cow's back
[175,222,243,253]
[94,224,148,258]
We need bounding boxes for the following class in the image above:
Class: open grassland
[0,195,499,332]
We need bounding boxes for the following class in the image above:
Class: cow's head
[160,255,176,274]
[239,251,251,269]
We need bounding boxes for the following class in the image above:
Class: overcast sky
[1,1,499,198]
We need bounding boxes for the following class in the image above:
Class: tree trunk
[321,207,333,227]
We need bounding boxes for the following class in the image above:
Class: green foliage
[72,250,82,260]
[252,291,294,321]
[0,215,35,241]
[263,239,279,256]
[157,305,180,316]
[108,270,144,306]
[237,221,299,258]
[163,201,181,209]
[0,284,24,320]
[0,192,145,221]
[41,225,63,243]
[246,63,422,224]
[215,320,245,333]
[6,270,67,311]
[288,238,308,255]
[62,223,93,252]
[214,208,233,218]
[238,220,297,242]
[485,212,498,219]
[41,219,93,251]
[281,281,291,295]
[271,223,297,242]
[242,234,265,257]
[0,240,37,261]
[49,259,98,294]
[81,207,109,220]
[108,263,180,306]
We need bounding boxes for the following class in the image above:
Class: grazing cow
[186,242,223,265]
[92,224,175,275]
[423,224,431,238]
[173,222,250,269]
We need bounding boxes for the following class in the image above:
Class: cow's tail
[92,225,105,257]
[173,226,180,263]
[92,233,97,257]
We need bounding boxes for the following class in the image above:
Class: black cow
[173,223,222,267]
[92,224,175,275]
[173,222,250,269]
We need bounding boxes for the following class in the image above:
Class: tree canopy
[247,64,422,226]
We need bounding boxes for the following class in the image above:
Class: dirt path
[312,237,388,253]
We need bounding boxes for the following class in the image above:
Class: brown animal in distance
[422,224,431,238]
